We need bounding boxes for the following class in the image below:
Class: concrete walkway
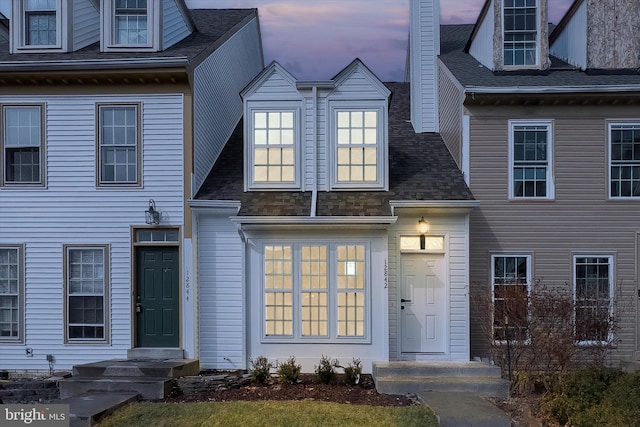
[59,392,140,427]
[419,391,511,427]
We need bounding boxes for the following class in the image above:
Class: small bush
[277,356,302,384]
[343,358,362,386]
[315,355,338,384]
[249,356,273,384]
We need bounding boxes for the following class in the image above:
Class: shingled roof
[194,82,474,217]
[0,9,256,68]
[441,24,640,89]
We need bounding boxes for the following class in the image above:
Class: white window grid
[491,254,531,342]
[503,0,537,66]
[609,123,640,198]
[0,247,21,340]
[2,105,43,185]
[114,0,148,45]
[508,120,553,199]
[573,255,613,343]
[25,0,57,46]
[253,111,295,183]
[98,105,139,185]
[336,111,378,183]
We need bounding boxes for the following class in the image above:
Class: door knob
[135,303,142,313]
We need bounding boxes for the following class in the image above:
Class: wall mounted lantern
[145,199,160,225]
[418,216,429,250]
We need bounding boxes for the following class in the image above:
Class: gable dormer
[10,0,100,53]
[100,0,194,52]
[550,0,640,71]
[466,0,550,71]
[241,59,390,193]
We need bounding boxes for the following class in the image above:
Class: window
[0,246,23,342]
[64,246,109,342]
[253,111,295,183]
[24,0,57,46]
[609,123,640,198]
[331,105,387,189]
[573,256,613,342]
[492,255,530,341]
[97,104,140,186]
[509,120,553,199]
[1,105,45,186]
[114,0,148,45]
[503,0,537,66]
[263,243,367,341]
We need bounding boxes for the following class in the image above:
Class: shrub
[249,356,273,384]
[343,358,362,386]
[277,356,302,384]
[315,355,338,384]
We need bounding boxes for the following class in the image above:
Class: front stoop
[372,361,510,399]
[59,358,199,400]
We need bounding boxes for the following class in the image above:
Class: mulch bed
[159,373,419,407]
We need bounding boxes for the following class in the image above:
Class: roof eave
[464,84,640,94]
[0,57,190,72]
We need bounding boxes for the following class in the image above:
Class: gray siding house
[0,0,263,372]
[432,0,640,363]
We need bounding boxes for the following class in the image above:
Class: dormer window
[330,103,387,190]
[25,0,57,46]
[114,0,147,45]
[246,105,301,189]
[503,0,538,66]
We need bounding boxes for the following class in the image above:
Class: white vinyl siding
[609,123,640,198]
[193,17,263,194]
[1,105,45,187]
[72,0,100,51]
[0,246,23,343]
[162,0,191,50]
[0,93,184,370]
[508,120,553,199]
[549,0,587,70]
[467,0,495,70]
[573,255,613,343]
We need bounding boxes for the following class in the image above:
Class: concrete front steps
[372,361,510,399]
[59,357,200,400]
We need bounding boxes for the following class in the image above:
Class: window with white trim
[491,255,530,341]
[573,256,613,343]
[263,243,367,341]
[609,123,640,198]
[509,120,553,199]
[247,108,300,189]
[0,246,23,342]
[331,105,387,189]
[1,105,45,186]
[114,0,148,45]
[65,246,109,342]
[97,104,140,186]
[503,0,538,67]
[25,0,57,46]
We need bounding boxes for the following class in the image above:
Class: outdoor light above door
[145,199,160,225]
[418,216,429,250]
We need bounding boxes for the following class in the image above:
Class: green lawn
[97,400,438,427]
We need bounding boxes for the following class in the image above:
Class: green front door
[136,247,179,347]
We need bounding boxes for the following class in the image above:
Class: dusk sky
[187,0,576,81]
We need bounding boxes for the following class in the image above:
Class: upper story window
[114,0,148,45]
[609,123,640,198]
[508,120,553,199]
[503,0,538,67]
[97,104,141,187]
[330,105,387,190]
[1,105,45,187]
[247,107,300,189]
[25,0,57,46]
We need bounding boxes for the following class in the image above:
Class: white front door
[401,253,447,354]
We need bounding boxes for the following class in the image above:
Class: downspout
[310,85,318,217]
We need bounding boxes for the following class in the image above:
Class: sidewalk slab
[58,392,139,427]
[419,391,511,427]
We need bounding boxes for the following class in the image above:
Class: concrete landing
[60,392,139,427]
[419,392,511,427]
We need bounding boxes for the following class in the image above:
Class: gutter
[0,56,190,72]
[465,84,640,95]
[230,216,397,226]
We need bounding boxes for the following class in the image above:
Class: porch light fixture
[145,199,160,225]
[418,216,429,250]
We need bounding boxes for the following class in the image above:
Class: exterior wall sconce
[145,199,160,225]
[418,216,429,250]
